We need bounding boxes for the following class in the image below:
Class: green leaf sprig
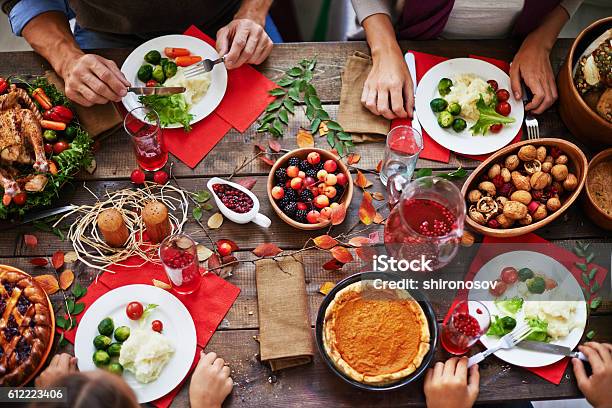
[573,241,601,310]
[414,167,468,180]
[191,190,213,221]
[56,282,88,347]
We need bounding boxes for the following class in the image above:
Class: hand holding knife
[405,52,421,135]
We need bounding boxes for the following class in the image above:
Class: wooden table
[1,39,610,406]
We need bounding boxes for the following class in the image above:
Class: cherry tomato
[53,140,70,155]
[490,124,503,133]
[217,242,233,257]
[13,192,27,206]
[146,80,158,87]
[545,278,558,290]
[126,301,144,320]
[496,89,510,102]
[489,279,508,297]
[44,143,53,155]
[151,320,163,332]
[487,80,498,91]
[501,267,519,284]
[495,101,511,116]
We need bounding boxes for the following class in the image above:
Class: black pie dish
[315,271,438,391]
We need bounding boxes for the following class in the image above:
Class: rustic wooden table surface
[1,39,610,407]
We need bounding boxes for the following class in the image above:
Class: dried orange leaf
[207,212,224,229]
[313,235,338,250]
[376,160,383,173]
[64,251,78,263]
[252,243,283,257]
[372,192,385,201]
[269,139,282,152]
[354,171,372,189]
[197,244,213,262]
[296,128,314,148]
[373,212,384,224]
[348,236,371,247]
[34,274,59,295]
[52,251,64,270]
[347,153,361,165]
[259,155,276,166]
[30,258,48,266]
[153,279,172,290]
[319,121,329,136]
[322,259,343,270]
[358,192,376,225]
[331,204,347,226]
[23,234,38,248]
[59,269,74,290]
[319,281,336,295]
[331,246,354,264]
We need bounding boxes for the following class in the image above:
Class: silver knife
[127,87,186,96]
[0,205,77,231]
[518,340,588,361]
[405,52,421,135]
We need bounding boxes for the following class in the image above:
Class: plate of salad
[468,250,586,367]
[121,34,227,130]
[415,58,524,155]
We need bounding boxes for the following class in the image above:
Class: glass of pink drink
[441,300,490,355]
[159,234,201,295]
[124,107,168,171]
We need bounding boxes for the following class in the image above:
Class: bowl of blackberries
[267,148,354,230]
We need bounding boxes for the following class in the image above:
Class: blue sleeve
[8,0,70,36]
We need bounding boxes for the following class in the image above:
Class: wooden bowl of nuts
[461,139,588,237]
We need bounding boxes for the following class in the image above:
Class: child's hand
[424,357,479,408]
[189,351,233,408]
[35,353,78,388]
[573,342,612,408]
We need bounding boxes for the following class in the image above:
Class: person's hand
[361,47,413,120]
[424,357,479,408]
[60,53,129,107]
[216,19,273,70]
[572,342,612,408]
[189,351,233,408]
[510,34,558,114]
[35,353,78,388]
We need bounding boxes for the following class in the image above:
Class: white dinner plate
[469,251,586,368]
[74,284,197,403]
[121,34,227,128]
[415,58,524,155]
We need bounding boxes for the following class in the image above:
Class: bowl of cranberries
[267,148,354,230]
[207,177,272,228]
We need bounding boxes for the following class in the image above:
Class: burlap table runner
[337,51,390,142]
[255,256,314,371]
[45,71,123,139]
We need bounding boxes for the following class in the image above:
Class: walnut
[468,189,482,203]
[552,181,564,195]
[496,213,514,229]
[469,206,486,225]
[536,146,547,162]
[532,204,548,221]
[544,155,554,164]
[500,167,511,183]
[563,173,579,191]
[478,181,496,196]
[555,154,569,165]
[524,160,542,175]
[476,196,498,214]
[503,200,528,220]
[488,163,501,179]
[510,190,532,205]
[495,196,508,209]
[546,197,562,212]
[530,171,549,190]
[505,155,520,171]
[518,145,537,161]
[551,164,569,181]
[511,171,531,191]
[518,214,533,225]
[541,161,553,173]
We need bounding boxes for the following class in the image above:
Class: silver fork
[467,324,532,368]
[184,56,224,78]
[522,82,539,140]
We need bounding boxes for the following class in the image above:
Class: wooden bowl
[267,148,353,230]
[582,148,612,230]
[557,17,612,147]
[461,138,588,237]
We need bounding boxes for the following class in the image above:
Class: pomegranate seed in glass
[159,234,201,295]
[441,300,490,355]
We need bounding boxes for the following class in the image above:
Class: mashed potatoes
[164,67,211,105]
[523,301,581,340]
[444,74,493,121]
[119,328,174,383]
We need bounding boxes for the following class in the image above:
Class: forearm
[363,13,401,60]
[526,5,570,52]
[234,0,272,27]
[22,11,83,78]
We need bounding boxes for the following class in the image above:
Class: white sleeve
[560,0,583,17]
[350,0,394,24]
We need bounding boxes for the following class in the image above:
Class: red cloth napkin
[392,52,523,163]
[444,233,608,384]
[62,256,240,408]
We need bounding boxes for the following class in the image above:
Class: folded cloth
[337,51,391,141]
[44,71,123,139]
[255,256,314,371]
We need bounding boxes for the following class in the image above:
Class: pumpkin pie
[323,280,430,385]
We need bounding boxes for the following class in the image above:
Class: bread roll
[142,201,171,243]
[97,208,129,247]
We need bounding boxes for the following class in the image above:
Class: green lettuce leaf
[525,317,550,342]
[139,94,194,131]
[470,95,515,135]
[494,296,524,316]
[487,315,517,337]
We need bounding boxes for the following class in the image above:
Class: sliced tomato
[489,279,508,297]
[501,267,518,284]
[146,80,158,87]
[164,47,190,58]
[495,101,511,116]
[496,89,510,102]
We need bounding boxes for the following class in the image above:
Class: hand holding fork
[467,324,532,367]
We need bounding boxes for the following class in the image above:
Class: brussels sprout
[114,326,130,342]
[438,78,453,96]
[526,276,546,294]
[43,130,57,142]
[452,118,467,132]
[137,64,153,83]
[152,65,165,84]
[144,50,162,65]
[518,267,534,282]
[107,343,122,357]
[447,102,461,116]
[163,61,177,79]
[107,362,124,376]
[93,334,112,350]
[430,98,448,113]
[93,350,110,367]
[97,317,114,336]
[437,111,454,128]
[160,58,169,68]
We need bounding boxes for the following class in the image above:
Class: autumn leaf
[322,259,344,270]
[34,274,59,295]
[356,245,377,263]
[348,236,371,247]
[59,269,74,290]
[153,279,172,290]
[236,177,257,190]
[296,128,314,148]
[64,251,78,263]
[208,253,222,270]
[218,255,238,278]
[373,213,384,224]
[254,143,266,152]
[196,245,213,262]
[319,121,329,136]
[252,243,283,257]
[376,160,383,173]
[319,281,336,295]
[329,149,340,159]
[372,192,385,201]
[313,235,338,249]
[52,251,64,270]
[217,239,239,252]
[369,231,380,243]
[30,258,48,266]
[359,192,376,225]
[23,234,38,248]
[208,212,224,229]
[331,204,347,225]
[259,155,276,166]
[331,246,354,264]
[269,139,282,152]
[354,171,373,189]
[347,153,361,165]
